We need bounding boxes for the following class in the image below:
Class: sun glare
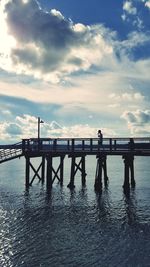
[0,2,16,54]
[22,0,29,4]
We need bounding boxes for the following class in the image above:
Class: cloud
[0,114,117,142]
[121,1,144,29]
[0,121,22,141]
[122,109,150,124]
[6,123,22,135]
[109,92,144,102]
[121,109,150,135]
[108,92,145,109]
[50,121,62,130]
[145,0,150,9]
[0,122,10,140]
[0,0,149,88]
[1,109,12,116]
[0,0,113,83]
[123,1,137,15]
[120,31,150,50]
[113,31,150,69]
[0,58,149,136]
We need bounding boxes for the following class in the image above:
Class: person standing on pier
[129,138,135,151]
[98,130,103,149]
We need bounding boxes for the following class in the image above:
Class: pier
[0,137,150,192]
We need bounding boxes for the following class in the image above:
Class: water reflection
[123,188,138,226]
[1,182,150,267]
[0,197,14,267]
[95,188,112,223]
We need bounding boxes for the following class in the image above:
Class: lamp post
[38,117,44,140]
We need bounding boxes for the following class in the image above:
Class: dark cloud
[4,0,79,73]
[2,0,113,81]
[2,0,149,85]
[5,0,76,48]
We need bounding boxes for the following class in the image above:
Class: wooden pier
[0,137,150,192]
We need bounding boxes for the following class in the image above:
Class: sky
[0,0,150,143]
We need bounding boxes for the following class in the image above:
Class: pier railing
[22,137,150,155]
[0,142,22,163]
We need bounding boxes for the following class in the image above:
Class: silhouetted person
[98,130,103,147]
[129,138,134,151]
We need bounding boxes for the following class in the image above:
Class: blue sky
[40,0,150,37]
[0,0,150,142]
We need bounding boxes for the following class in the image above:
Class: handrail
[0,142,23,163]
[26,137,150,141]
[0,137,150,164]
[22,137,150,154]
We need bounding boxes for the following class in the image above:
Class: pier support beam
[67,156,87,189]
[94,155,108,192]
[81,156,86,186]
[60,156,65,185]
[41,156,45,183]
[25,156,44,187]
[123,155,135,191]
[25,156,30,187]
[46,155,65,190]
[46,156,53,189]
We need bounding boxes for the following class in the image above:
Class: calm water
[0,156,150,267]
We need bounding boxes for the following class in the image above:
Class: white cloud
[119,31,150,50]
[109,92,144,102]
[0,114,117,142]
[122,1,144,29]
[108,103,120,109]
[145,0,150,9]
[0,122,11,140]
[121,109,150,135]
[133,17,143,29]
[0,54,149,126]
[1,109,12,116]
[49,121,62,130]
[121,13,126,21]
[123,1,137,15]
[16,114,37,125]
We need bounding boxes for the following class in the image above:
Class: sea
[0,156,150,267]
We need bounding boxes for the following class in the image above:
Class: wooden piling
[25,156,30,187]
[41,156,45,183]
[103,156,108,186]
[81,156,86,186]
[67,156,75,189]
[46,156,53,189]
[67,155,87,189]
[130,157,135,187]
[94,157,103,192]
[123,155,135,190]
[94,155,108,191]
[60,156,65,185]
